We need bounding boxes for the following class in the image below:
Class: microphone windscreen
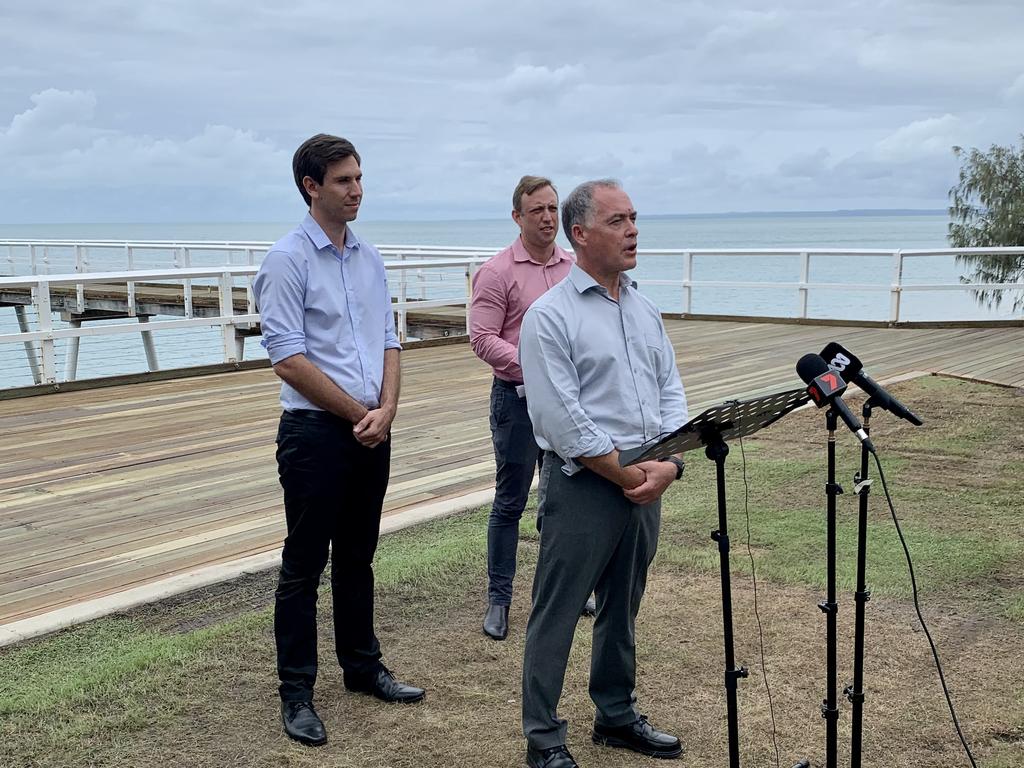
[820,341,863,379]
[796,353,830,384]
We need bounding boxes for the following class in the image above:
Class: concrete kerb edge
[0,486,503,648]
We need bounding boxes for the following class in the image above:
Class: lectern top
[620,387,810,466]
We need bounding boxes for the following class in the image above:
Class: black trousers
[273,408,391,702]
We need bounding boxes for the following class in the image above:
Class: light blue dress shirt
[519,264,688,475]
[253,213,401,412]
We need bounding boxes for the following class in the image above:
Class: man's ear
[571,223,586,247]
[511,208,522,228]
[303,176,320,201]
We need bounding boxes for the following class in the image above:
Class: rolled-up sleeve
[382,263,402,351]
[655,321,688,434]
[520,304,614,472]
[469,266,521,380]
[254,249,308,364]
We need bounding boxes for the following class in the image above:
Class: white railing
[0,258,489,386]
[1,242,1021,389]
[660,246,1024,321]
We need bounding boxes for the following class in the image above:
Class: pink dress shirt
[469,237,575,383]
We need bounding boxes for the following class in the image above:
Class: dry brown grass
[2,376,1022,767]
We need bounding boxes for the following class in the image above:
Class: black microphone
[796,353,876,453]
[819,342,923,426]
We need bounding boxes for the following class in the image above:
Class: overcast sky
[1,0,1022,223]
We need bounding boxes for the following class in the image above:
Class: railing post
[682,251,693,315]
[465,262,477,337]
[64,320,82,381]
[126,246,137,317]
[889,249,904,324]
[178,248,194,319]
[5,244,13,275]
[398,253,408,343]
[219,270,238,363]
[798,251,810,319]
[74,245,85,314]
[138,316,160,371]
[35,280,57,384]
[14,305,43,385]
[30,244,37,275]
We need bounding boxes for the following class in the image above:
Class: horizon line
[0,207,949,227]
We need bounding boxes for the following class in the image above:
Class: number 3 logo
[829,353,851,370]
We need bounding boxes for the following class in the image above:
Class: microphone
[819,342,923,426]
[796,353,876,453]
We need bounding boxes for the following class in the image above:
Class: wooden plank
[1,320,1022,625]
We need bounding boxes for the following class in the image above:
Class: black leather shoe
[483,604,510,640]
[281,700,327,746]
[592,715,682,758]
[344,665,425,703]
[581,595,597,617]
[526,744,579,768]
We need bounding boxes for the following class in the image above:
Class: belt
[493,377,524,390]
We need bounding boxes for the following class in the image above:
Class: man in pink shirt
[470,176,576,641]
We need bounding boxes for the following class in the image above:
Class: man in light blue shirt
[253,134,424,748]
[519,180,688,768]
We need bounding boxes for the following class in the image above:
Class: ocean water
[1,212,1020,390]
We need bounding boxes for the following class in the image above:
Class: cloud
[496,64,584,104]
[0,0,1023,221]
[1006,72,1024,103]
[873,115,963,161]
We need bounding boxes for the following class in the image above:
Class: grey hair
[560,179,621,251]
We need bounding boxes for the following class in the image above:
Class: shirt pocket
[643,331,664,368]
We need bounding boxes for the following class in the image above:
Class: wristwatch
[659,455,685,480]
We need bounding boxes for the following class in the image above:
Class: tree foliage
[947,136,1024,310]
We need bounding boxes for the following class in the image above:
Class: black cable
[872,451,979,768]
[739,433,782,768]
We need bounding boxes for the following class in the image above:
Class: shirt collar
[300,212,360,253]
[512,236,569,265]
[566,263,636,295]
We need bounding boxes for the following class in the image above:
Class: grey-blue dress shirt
[519,264,688,476]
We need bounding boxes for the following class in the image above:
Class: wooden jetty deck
[1,319,1022,633]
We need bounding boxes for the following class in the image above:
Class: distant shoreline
[0,209,948,228]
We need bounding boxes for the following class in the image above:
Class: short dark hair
[292,134,362,206]
[512,175,557,213]
[561,179,620,250]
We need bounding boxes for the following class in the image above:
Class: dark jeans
[487,377,543,606]
[273,408,391,702]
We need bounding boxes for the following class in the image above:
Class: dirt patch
[4,376,1022,768]
[14,550,1020,768]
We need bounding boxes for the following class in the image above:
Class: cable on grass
[873,452,978,768]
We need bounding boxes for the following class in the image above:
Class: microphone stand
[845,402,874,768]
[707,436,747,768]
[820,408,842,768]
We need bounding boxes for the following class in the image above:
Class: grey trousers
[522,452,661,750]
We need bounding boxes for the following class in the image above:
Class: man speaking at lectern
[518,180,688,768]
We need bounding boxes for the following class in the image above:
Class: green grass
[0,509,496,726]
[0,376,1021,767]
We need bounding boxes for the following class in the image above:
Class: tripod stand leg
[821,410,842,768]
[846,407,874,768]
